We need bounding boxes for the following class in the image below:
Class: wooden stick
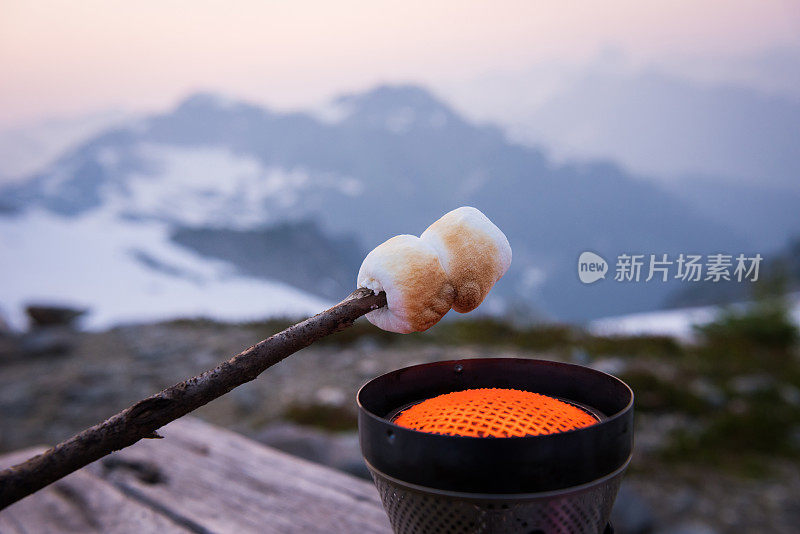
[0,288,387,509]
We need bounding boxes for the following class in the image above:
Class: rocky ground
[1,319,798,534]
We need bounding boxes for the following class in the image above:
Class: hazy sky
[2,0,799,127]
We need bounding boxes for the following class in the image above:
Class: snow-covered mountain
[0,85,754,328]
[0,110,130,185]
[590,293,800,342]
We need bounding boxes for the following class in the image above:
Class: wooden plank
[87,417,392,534]
[0,447,193,533]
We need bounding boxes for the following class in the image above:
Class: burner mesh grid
[393,388,598,438]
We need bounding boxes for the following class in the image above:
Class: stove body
[358,358,634,534]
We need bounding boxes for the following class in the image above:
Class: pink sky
[1,0,799,126]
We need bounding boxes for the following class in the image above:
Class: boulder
[26,304,86,329]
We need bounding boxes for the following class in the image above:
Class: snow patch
[0,209,332,331]
[589,294,800,342]
[76,143,363,229]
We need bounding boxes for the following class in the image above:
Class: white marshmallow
[357,235,455,333]
[357,207,511,333]
[420,207,511,313]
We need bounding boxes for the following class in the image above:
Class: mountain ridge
[0,84,752,323]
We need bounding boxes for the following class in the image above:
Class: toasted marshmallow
[420,207,511,313]
[357,235,455,333]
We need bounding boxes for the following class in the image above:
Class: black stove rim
[357,357,634,494]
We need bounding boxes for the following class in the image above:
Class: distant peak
[336,84,449,111]
[175,92,248,112]
[333,84,458,132]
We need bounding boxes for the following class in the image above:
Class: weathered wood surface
[0,448,193,533]
[0,418,391,533]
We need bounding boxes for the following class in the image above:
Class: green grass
[159,299,800,474]
[158,315,680,356]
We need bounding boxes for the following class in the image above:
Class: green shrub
[620,371,709,415]
[581,334,682,358]
[696,300,798,352]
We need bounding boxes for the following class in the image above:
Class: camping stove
[358,358,634,534]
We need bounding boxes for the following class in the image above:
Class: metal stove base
[369,463,625,534]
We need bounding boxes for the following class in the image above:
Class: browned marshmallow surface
[357,235,455,333]
[420,207,512,313]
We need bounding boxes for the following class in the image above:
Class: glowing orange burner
[393,388,598,438]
